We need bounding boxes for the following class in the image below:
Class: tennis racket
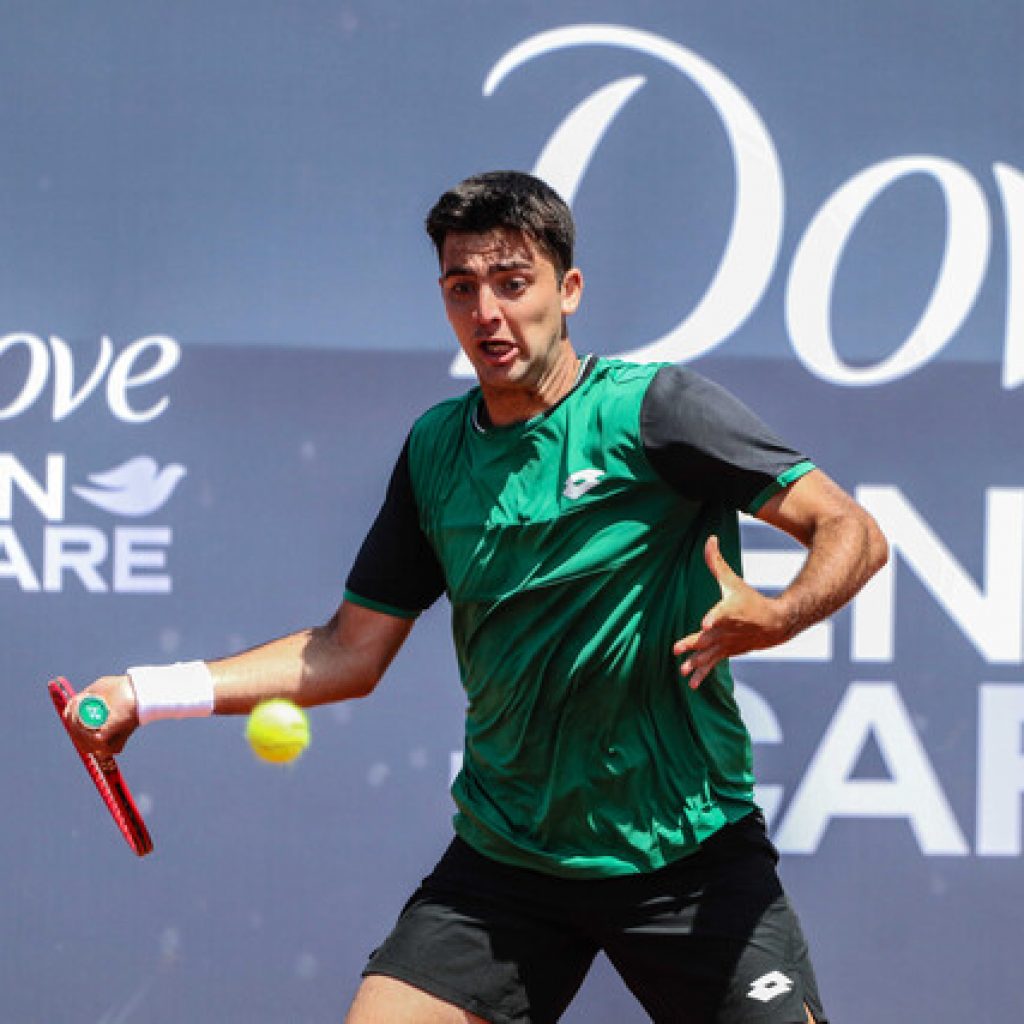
[48,677,154,857]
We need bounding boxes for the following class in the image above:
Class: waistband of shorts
[442,808,777,889]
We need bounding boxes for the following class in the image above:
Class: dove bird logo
[73,457,186,516]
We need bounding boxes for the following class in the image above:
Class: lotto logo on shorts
[746,971,794,1003]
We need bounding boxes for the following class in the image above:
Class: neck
[481,343,581,427]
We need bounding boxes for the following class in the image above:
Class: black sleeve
[344,439,446,617]
[640,366,814,512]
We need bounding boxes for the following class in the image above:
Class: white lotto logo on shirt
[562,469,605,500]
[0,333,185,594]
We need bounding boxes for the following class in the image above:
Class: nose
[472,285,501,328]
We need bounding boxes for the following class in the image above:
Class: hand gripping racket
[48,677,154,857]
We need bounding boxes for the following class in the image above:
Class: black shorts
[363,812,827,1024]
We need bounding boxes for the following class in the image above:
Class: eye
[446,280,474,300]
[501,276,528,296]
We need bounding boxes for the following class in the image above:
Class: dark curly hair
[425,170,575,280]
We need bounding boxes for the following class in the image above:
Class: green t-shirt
[346,357,814,877]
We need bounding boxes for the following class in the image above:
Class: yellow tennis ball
[246,699,310,764]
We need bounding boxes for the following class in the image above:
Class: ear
[560,267,584,316]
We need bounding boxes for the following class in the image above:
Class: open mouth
[479,340,516,361]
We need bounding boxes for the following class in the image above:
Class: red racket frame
[48,677,154,857]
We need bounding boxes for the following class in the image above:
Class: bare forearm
[773,508,888,642]
[210,602,414,715]
[676,472,890,689]
[209,623,375,715]
[66,601,413,756]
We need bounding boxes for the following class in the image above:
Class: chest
[418,419,692,602]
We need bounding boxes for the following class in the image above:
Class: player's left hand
[673,535,791,689]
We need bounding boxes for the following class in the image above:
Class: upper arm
[756,468,887,561]
[641,366,814,510]
[345,437,446,618]
[317,599,416,698]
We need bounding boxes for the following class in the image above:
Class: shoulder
[643,363,727,405]
[590,357,664,389]
[588,359,719,409]
[581,358,663,418]
[585,359,730,430]
[640,364,760,436]
[637,363,810,509]
[411,391,476,436]
[408,391,475,456]
[404,391,478,496]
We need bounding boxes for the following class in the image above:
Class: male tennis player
[69,171,887,1024]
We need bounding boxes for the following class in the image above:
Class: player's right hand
[65,675,140,757]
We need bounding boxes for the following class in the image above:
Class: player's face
[439,228,582,395]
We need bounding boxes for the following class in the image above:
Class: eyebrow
[441,259,533,281]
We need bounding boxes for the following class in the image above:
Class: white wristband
[127,661,216,725]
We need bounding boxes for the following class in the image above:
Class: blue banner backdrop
[2,4,1021,1022]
